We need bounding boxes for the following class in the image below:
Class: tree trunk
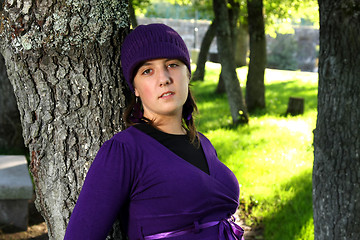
[285,97,304,116]
[217,26,248,92]
[215,72,226,94]
[213,0,248,124]
[0,53,25,151]
[191,18,217,82]
[246,0,266,112]
[216,0,239,93]
[129,0,138,28]
[313,1,360,239]
[235,25,249,67]
[228,0,239,54]
[0,1,129,239]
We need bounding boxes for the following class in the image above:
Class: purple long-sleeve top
[64,126,241,239]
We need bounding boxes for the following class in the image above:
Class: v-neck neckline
[130,126,212,176]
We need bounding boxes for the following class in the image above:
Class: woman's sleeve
[64,138,134,239]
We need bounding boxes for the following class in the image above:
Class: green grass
[191,62,317,240]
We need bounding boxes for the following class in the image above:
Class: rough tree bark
[213,0,249,124]
[246,0,266,112]
[0,52,25,151]
[313,1,360,239]
[191,18,217,82]
[0,1,129,239]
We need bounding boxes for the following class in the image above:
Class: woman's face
[133,58,190,121]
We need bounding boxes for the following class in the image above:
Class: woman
[65,23,244,240]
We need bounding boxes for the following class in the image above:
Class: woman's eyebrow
[140,59,177,67]
[140,62,153,67]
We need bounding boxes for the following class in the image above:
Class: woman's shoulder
[96,126,145,159]
[197,131,210,143]
[109,126,144,145]
[197,131,217,152]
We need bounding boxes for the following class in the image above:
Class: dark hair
[123,89,199,146]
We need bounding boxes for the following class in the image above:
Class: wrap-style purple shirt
[64,126,241,239]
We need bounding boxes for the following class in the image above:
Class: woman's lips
[159,91,175,98]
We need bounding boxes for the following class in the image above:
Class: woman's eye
[168,63,179,68]
[142,69,152,75]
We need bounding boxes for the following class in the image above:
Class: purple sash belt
[144,218,244,240]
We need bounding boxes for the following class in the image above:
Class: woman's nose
[158,68,171,87]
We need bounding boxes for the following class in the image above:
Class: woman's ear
[134,87,140,97]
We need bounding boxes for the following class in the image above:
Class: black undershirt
[134,123,210,175]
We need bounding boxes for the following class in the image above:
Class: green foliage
[131,0,151,9]
[191,63,317,240]
[267,34,299,70]
[134,0,319,38]
[264,0,319,24]
[265,0,319,36]
[142,0,213,20]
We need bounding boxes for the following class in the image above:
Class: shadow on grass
[192,78,318,131]
[262,170,313,240]
[265,80,318,115]
[248,80,318,117]
[192,82,232,131]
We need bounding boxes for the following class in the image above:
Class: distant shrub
[267,34,299,71]
[145,2,213,20]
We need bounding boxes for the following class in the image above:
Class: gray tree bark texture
[313,1,360,239]
[246,0,266,112]
[0,53,24,151]
[0,1,129,239]
[212,0,249,124]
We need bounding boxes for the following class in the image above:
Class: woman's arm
[64,139,132,239]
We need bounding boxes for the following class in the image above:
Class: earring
[183,96,193,122]
[131,96,143,122]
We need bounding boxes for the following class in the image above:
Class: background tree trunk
[0,53,25,151]
[216,0,240,94]
[129,0,138,28]
[313,1,360,239]
[217,21,248,94]
[246,0,266,112]
[213,0,248,124]
[191,18,217,82]
[235,25,249,68]
[0,1,129,239]
[215,72,226,94]
[228,0,239,55]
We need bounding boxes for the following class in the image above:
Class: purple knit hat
[121,23,191,92]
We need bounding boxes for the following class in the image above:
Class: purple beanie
[121,23,191,92]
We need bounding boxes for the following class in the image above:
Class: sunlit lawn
[191,62,317,240]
